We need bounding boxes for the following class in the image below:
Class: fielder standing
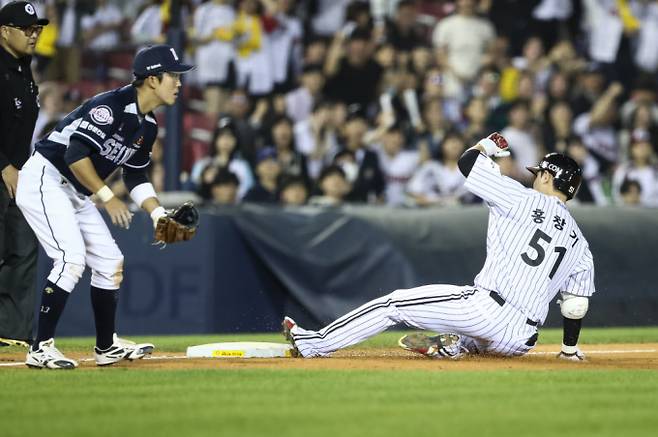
[0,1,48,348]
[16,44,194,369]
[283,133,594,361]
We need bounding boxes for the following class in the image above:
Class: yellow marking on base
[212,350,245,357]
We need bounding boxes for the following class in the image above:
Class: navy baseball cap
[0,1,49,26]
[133,44,194,79]
[256,147,277,164]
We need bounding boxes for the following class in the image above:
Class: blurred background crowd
[15,0,658,208]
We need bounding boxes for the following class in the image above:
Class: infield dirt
[2,343,657,371]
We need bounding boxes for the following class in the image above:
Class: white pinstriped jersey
[464,153,595,324]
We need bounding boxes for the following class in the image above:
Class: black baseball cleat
[281,316,301,358]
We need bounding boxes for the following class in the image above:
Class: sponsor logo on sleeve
[89,105,114,126]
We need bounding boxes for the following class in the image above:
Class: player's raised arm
[458,132,527,211]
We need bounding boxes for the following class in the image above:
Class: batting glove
[478,132,510,158]
[556,344,586,361]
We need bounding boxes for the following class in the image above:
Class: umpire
[0,1,48,347]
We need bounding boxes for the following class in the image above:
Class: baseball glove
[154,202,199,244]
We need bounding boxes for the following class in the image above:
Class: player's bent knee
[91,254,124,289]
[559,294,589,319]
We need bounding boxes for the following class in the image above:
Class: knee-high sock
[91,286,118,350]
[33,281,70,350]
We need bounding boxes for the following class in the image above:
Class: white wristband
[96,185,115,203]
[478,138,498,156]
[150,206,167,228]
[129,182,157,208]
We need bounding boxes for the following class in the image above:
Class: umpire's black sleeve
[122,166,150,192]
[458,149,481,177]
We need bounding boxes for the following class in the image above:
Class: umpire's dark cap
[133,44,194,79]
[0,1,49,26]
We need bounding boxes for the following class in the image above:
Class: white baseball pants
[291,285,539,357]
[16,152,123,292]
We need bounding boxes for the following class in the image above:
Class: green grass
[1,327,657,437]
[7,325,655,352]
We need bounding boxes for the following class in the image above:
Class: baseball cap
[0,1,49,27]
[133,44,194,79]
[256,147,277,164]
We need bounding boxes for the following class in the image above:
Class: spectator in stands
[279,175,308,206]
[545,70,572,106]
[207,167,240,205]
[285,64,325,123]
[192,118,254,200]
[243,147,280,203]
[407,131,472,207]
[131,0,166,47]
[620,101,658,157]
[501,99,541,182]
[233,0,274,97]
[619,178,642,206]
[268,115,309,185]
[432,0,495,85]
[415,97,452,159]
[542,100,574,154]
[267,0,303,93]
[571,63,608,116]
[385,0,424,53]
[324,28,383,112]
[80,0,123,81]
[308,164,351,207]
[573,81,624,171]
[612,135,658,207]
[33,1,59,80]
[303,35,328,66]
[375,124,419,206]
[461,96,492,146]
[310,0,351,38]
[32,82,65,149]
[633,0,658,74]
[191,0,236,117]
[221,89,260,165]
[45,0,89,84]
[294,100,340,180]
[340,112,385,203]
[565,135,608,205]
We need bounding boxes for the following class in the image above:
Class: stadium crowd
[17,0,658,207]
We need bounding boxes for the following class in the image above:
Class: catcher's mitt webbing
[154,202,199,244]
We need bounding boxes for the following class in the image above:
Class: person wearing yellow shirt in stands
[230,0,273,96]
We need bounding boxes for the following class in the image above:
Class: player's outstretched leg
[95,334,155,366]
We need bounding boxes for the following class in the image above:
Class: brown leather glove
[154,202,199,244]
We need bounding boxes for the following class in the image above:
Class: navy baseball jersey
[36,85,157,195]
[464,153,596,324]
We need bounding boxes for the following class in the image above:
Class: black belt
[488,290,539,327]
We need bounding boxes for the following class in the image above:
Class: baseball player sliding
[283,133,594,361]
[16,45,196,369]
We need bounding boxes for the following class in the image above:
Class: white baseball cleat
[398,332,469,359]
[281,316,301,358]
[95,334,155,366]
[25,338,78,369]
